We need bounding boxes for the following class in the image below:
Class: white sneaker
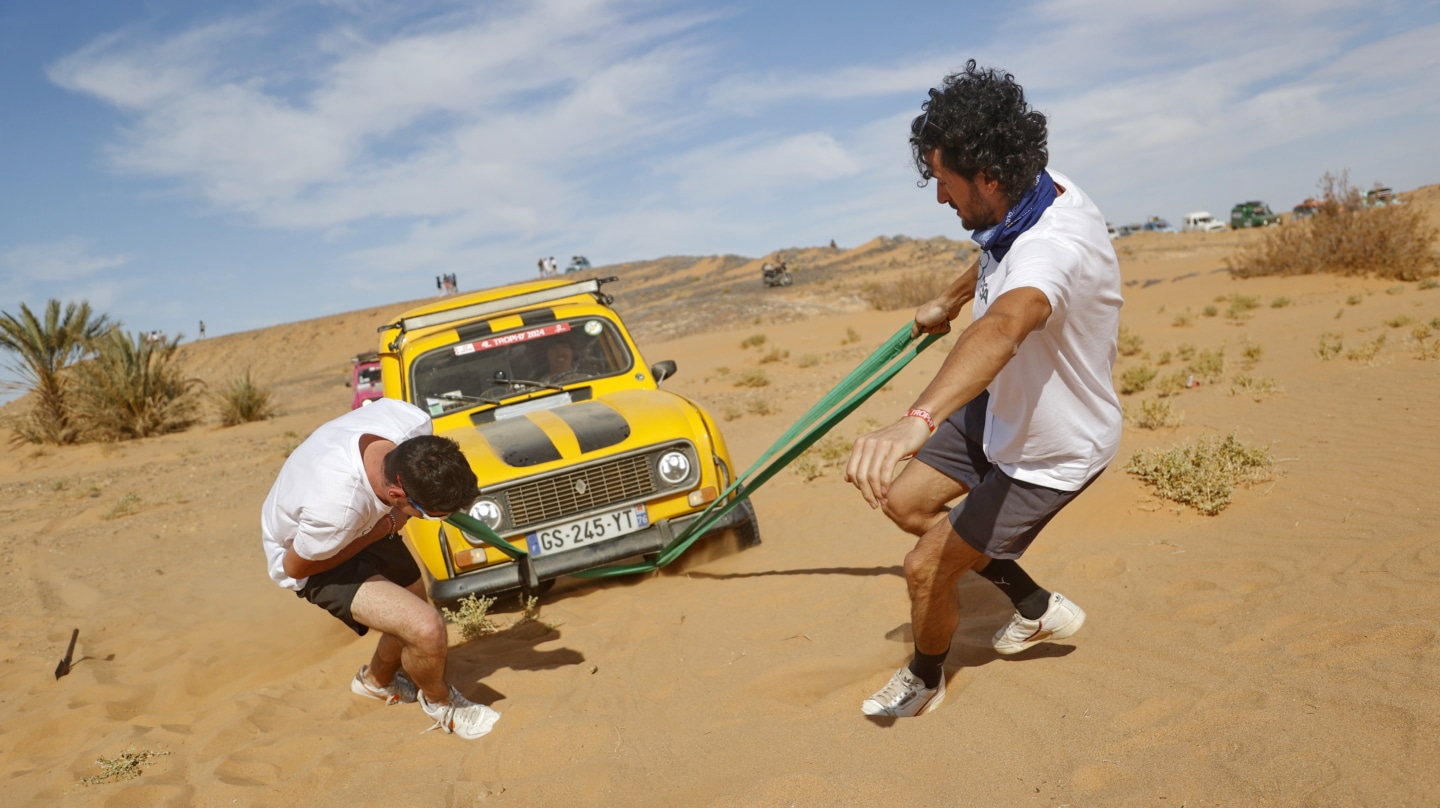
[351,665,418,705]
[992,592,1086,655]
[860,667,945,717]
[420,686,501,739]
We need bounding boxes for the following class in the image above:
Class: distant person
[198,321,206,339]
[437,275,443,295]
[260,399,500,739]
[830,239,837,249]
[846,61,1122,717]
[538,258,547,278]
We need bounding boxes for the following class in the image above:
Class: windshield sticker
[454,322,571,355]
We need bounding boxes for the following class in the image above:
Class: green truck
[1230,201,1281,228]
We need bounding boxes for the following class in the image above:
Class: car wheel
[731,497,762,549]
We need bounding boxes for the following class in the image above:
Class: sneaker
[992,592,1086,655]
[860,667,946,717]
[420,686,501,739]
[351,665,418,705]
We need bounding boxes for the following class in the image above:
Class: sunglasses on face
[406,494,447,521]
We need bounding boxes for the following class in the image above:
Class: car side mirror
[650,360,677,383]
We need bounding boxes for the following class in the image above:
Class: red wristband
[904,408,936,433]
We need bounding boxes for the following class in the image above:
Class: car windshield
[410,317,634,416]
[357,366,382,386]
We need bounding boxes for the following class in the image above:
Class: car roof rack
[379,277,618,337]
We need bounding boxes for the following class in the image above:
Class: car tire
[732,497,762,549]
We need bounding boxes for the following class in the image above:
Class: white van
[1182,212,1227,233]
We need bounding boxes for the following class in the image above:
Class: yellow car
[378,277,759,605]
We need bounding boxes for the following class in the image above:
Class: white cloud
[1,240,133,282]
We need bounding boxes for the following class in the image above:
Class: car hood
[437,389,702,478]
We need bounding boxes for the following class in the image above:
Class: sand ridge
[1,191,1438,806]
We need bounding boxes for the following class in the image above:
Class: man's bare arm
[912,257,980,337]
[282,510,409,580]
[846,286,1053,508]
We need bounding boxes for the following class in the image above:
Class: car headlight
[657,450,692,485]
[469,498,505,530]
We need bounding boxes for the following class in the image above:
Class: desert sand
[2,187,1439,807]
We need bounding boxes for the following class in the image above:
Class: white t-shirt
[969,171,1123,491]
[261,399,432,590]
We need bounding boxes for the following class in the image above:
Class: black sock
[978,558,1051,620]
[907,645,949,689]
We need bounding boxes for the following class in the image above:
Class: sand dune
[2,188,1438,806]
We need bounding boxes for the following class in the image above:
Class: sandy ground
[2,189,1439,807]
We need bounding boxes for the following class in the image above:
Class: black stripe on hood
[477,416,562,467]
[551,401,631,454]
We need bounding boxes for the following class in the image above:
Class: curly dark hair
[910,60,1048,205]
[383,435,478,515]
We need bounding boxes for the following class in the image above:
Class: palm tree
[0,300,115,444]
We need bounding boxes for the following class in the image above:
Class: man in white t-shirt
[261,398,500,739]
[846,61,1123,717]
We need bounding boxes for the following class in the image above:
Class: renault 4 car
[377,277,758,605]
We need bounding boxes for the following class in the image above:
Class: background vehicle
[378,277,758,605]
[1292,198,1322,220]
[1364,187,1396,207]
[1142,216,1175,233]
[565,255,592,273]
[1231,201,1281,228]
[1181,211,1227,232]
[761,262,792,287]
[348,352,384,408]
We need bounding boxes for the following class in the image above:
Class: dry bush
[1119,364,1156,394]
[1154,371,1188,397]
[1225,294,1261,321]
[732,369,769,388]
[793,435,851,481]
[1186,348,1225,383]
[1384,315,1414,328]
[796,353,821,368]
[1172,310,1193,327]
[1230,374,1284,401]
[1316,332,1344,360]
[1127,398,1183,430]
[1419,277,1439,291]
[1240,342,1263,368]
[80,748,171,786]
[215,368,276,426]
[1124,432,1276,515]
[1228,171,1440,281]
[1345,333,1387,364]
[740,334,767,349]
[1270,297,1293,308]
[759,347,790,364]
[745,394,777,416]
[861,270,952,310]
[1117,326,1144,357]
[1202,305,1218,318]
[841,326,861,345]
[70,330,203,441]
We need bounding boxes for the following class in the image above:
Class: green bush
[1119,364,1157,394]
[70,330,203,441]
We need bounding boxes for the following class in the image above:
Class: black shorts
[295,534,422,636]
[914,391,1101,560]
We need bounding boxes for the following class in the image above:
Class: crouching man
[261,398,500,738]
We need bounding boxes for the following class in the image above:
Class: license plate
[526,505,650,557]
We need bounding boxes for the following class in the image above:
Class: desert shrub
[1172,310,1193,327]
[732,369,769,388]
[1270,297,1292,308]
[215,368,276,426]
[796,353,821,368]
[1119,364,1156,394]
[102,492,142,520]
[1128,398,1183,430]
[1385,285,1407,295]
[1345,333,1387,364]
[740,334,767,349]
[441,594,498,641]
[80,748,171,786]
[1241,343,1263,367]
[1346,294,1364,306]
[1384,315,1414,328]
[759,347,790,364]
[70,330,203,441]
[1230,374,1283,401]
[793,435,850,481]
[1186,348,1225,383]
[1175,343,1197,362]
[1228,171,1439,281]
[1124,432,1276,515]
[861,270,952,310]
[745,395,776,416]
[842,326,861,345]
[1225,294,1261,321]
[1413,332,1440,361]
[1419,277,1439,291]
[1117,326,1143,357]
[1316,332,1344,360]
[0,299,115,445]
[1154,371,1188,397]
[1202,305,1218,318]
[721,402,743,421]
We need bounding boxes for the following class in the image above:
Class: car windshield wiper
[501,378,566,394]
[435,392,505,406]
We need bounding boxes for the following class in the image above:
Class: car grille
[506,454,656,526]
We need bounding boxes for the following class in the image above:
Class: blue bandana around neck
[970,170,1057,264]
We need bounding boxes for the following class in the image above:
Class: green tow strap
[444,323,942,581]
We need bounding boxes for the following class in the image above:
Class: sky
[2,0,1438,376]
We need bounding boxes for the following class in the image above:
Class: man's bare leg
[350,576,450,702]
[904,517,988,655]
